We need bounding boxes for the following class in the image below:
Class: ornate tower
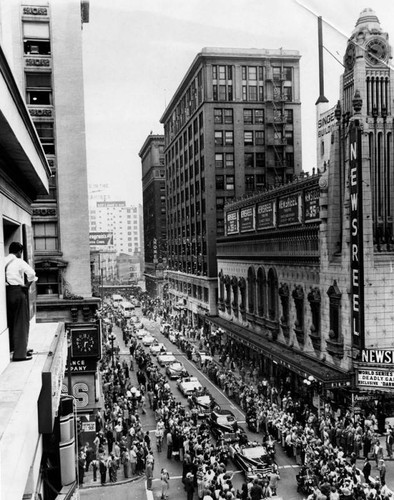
[342,8,393,250]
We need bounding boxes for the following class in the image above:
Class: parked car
[141,333,156,346]
[228,441,273,481]
[166,361,189,379]
[158,352,177,366]
[150,342,167,356]
[177,376,203,396]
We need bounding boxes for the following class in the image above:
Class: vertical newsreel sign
[349,122,364,349]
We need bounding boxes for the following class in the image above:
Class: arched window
[224,275,231,313]
[256,267,266,317]
[247,267,256,313]
[231,276,239,316]
[267,268,278,320]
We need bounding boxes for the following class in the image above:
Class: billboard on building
[304,187,320,222]
[240,206,255,232]
[278,194,300,226]
[89,232,113,246]
[256,200,275,230]
[226,210,239,235]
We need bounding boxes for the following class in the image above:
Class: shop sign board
[226,210,239,235]
[304,187,320,222]
[256,200,275,230]
[278,193,300,226]
[349,123,364,349]
[356,368,394,389]
[240,206,255,232]
[361,349,394,364]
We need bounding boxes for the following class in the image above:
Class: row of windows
[212,65,293,83]
[213,83,293,103]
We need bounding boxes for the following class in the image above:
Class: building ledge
[0,321,65,499]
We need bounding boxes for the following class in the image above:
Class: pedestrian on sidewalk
[184,472,195,500]
[91,459,98,482]
[99,457,107,485]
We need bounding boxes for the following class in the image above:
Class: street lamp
[108,332,116,368]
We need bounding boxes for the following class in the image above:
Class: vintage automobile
[177,376,203,396]
[157,352,177,366]
[188,391,218,418]
[166,361,189,379]
[209,408,246,441]
[149,341,167,356]
[228,441,273,481]
[135,328,148,340]
[192,350,213,365]
[141,333,156,346]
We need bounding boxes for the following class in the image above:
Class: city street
[80,309,303,500]
[80,309,394,500]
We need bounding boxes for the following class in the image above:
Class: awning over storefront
[204,315,352,389]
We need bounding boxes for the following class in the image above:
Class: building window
[256,153,265,169]
[283,67,293,81]
[214,109,223,124]
[219,65,226,80]
[219,85,226,100]
[245,153,254,168]
[216,197,225,210]
[34,222,58,251]
[224,109,233,124]
[228,85,233,101]
[26,72,52,105]
[327,281,341,341]
[225,153,234,168]
[24,39,51,55]
[256,267,265,316]
[242,86,247,101]
[213,85,218,101]
[243,109,253,124]
[226,175,235,190]
[244,131,253,146]
[283,86,293,101]
[34,121,55,154]
[212,65,217,79]
[242,66,247,80]
[248,66,257,80]
[225,131,233,145]
[259,86,264,101]
[214,131,223,145]
[247,267,256,314]
[216,175,224,190]
[255,131,265,145]
[284,109,293,124]
[285,130,294,146]
[36,269,59,296]
[255,109,264,124]
[245,175,255,191]
[267,268,278,320]
[215,153,224,168]
[249,86,257,101]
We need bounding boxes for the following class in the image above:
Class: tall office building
[160,47,302,323]
[139,134,167,298]
[4,0,99,323]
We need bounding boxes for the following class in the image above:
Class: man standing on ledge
[5,241,37,361]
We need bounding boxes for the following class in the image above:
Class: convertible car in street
[229,441,273,481]
[209,408,247,443]
[177,376,203,396]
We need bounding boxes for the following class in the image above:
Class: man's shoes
[13,354,33,361]
[27,348,34,356]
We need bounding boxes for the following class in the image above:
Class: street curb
[80,474,145,490]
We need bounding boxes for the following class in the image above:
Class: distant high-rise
[139,134,167,298]
[160,47,302,323]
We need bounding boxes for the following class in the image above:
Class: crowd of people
[77,293,394,500]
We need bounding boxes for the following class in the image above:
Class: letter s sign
[73,382,89,408]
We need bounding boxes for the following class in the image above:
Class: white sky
[82,0,394,205]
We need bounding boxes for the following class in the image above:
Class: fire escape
[265,66,288,186]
